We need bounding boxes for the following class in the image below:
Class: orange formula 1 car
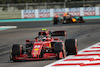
[10,29,78,62]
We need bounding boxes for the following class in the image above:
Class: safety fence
[22,7,100,18]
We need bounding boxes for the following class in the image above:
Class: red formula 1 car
[10,29,78,62]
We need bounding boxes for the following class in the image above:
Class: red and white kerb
[44,42,100,67]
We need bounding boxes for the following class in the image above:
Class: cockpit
[35,36,53,42]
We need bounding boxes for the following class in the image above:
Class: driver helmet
[41,29,50,36]
[63,12,67,16]
[54,14,58,18]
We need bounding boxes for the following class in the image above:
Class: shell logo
[34,48,39,51]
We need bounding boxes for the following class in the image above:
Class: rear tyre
[53,17,59,25]
[12,44,23,62]
[65,39,78,56]
[56,50,64,60]
[53,21,58,25]
[56,53,60,60]
[54,42,63,60]
[54,42,63,53]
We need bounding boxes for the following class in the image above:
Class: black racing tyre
[56,50,65,60]
[38,32,41,36]
[69,18,73,23]
[65,39,78,56]
[53,17,59,25]
[53,21,58,24]
[56,53,60,60]
[12,44,22,57]
[54,42,63,53]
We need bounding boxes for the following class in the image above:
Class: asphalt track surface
[0,19,100,67]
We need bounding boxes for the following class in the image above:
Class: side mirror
[51,31,66,36]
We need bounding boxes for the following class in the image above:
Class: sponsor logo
[34,48,39,51]
[53,9,65,17]
[23,10,35,18]
[39,9,50,18]
[34,45,40,48]
[24,10,35,14]
[39,13,50,18]
[84,7,95,11]
[68,8,80,16]
[39,9,50,13]
[68,8,80,12]
[54,9,65,13]
[24,14,35,18]
[32,52,38,54]
[84,7,96,16]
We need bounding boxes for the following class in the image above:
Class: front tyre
[12,44,23,62]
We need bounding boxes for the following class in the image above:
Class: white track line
[0,26,17,28]
[0,26,17,31]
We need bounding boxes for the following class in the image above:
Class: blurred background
[0,0,100,19]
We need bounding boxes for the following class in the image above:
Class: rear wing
[51,31,67,37]
[38,30,67,38]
